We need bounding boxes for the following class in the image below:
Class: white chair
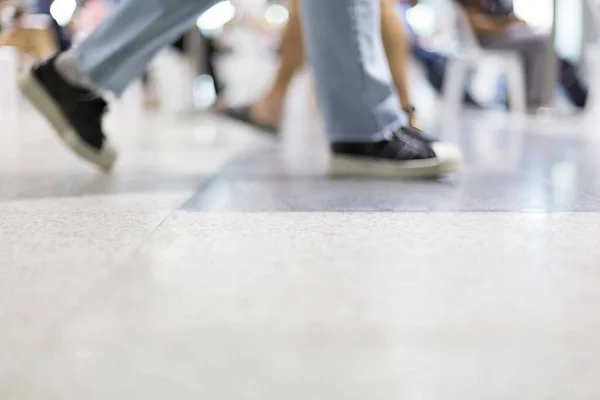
[0,46,19,113]
[440,0,527,112]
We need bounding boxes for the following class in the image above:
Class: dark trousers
[560,59,588,108]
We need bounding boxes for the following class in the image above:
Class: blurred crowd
[0,0,591,116]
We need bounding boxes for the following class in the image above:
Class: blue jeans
[75,0,404,142]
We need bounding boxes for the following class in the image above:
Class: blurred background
[1,0,599,119]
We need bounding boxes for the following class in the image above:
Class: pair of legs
[247,0,417,130]
[19,0,462,178]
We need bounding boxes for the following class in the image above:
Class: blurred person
[0,0,72,52]
[18,0,462,178]
[73,0,159,108]
[227,0,422,132]
[457,0,588,109]
[29,0,72,51]
[0,2,58,62]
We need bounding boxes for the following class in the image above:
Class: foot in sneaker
[18,55,117,171]
[329,128,462,179]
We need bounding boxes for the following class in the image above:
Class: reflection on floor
[3,68,600,398]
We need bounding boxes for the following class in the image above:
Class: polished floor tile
[7,212,600,399]
[183,148,600,212]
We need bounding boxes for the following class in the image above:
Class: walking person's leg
[19,0,220,171]
[226,0,304,132]
[380,0,418,126]
[300,0,461,177]
[65,0,218,95]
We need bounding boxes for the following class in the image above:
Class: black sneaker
[18,55,117,171]
[329,128,462,178]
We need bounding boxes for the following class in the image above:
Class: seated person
[457,0,588,109]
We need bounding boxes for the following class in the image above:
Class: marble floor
[3,60,600,398]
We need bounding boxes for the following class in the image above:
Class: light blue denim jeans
[75,0,405,142]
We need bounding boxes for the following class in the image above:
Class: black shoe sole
[18,70,117,172]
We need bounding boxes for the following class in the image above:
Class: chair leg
[505,58,526,113]
[442,58,468,110]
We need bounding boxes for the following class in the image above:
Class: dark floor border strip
[178,149,271,210]
[180,209,600,213]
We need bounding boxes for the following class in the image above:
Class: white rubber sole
[329,142,463,179]
[18,70,117,172]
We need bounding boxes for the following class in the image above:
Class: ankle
[402,105,420,128]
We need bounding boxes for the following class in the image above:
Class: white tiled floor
[3,48,600,398]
